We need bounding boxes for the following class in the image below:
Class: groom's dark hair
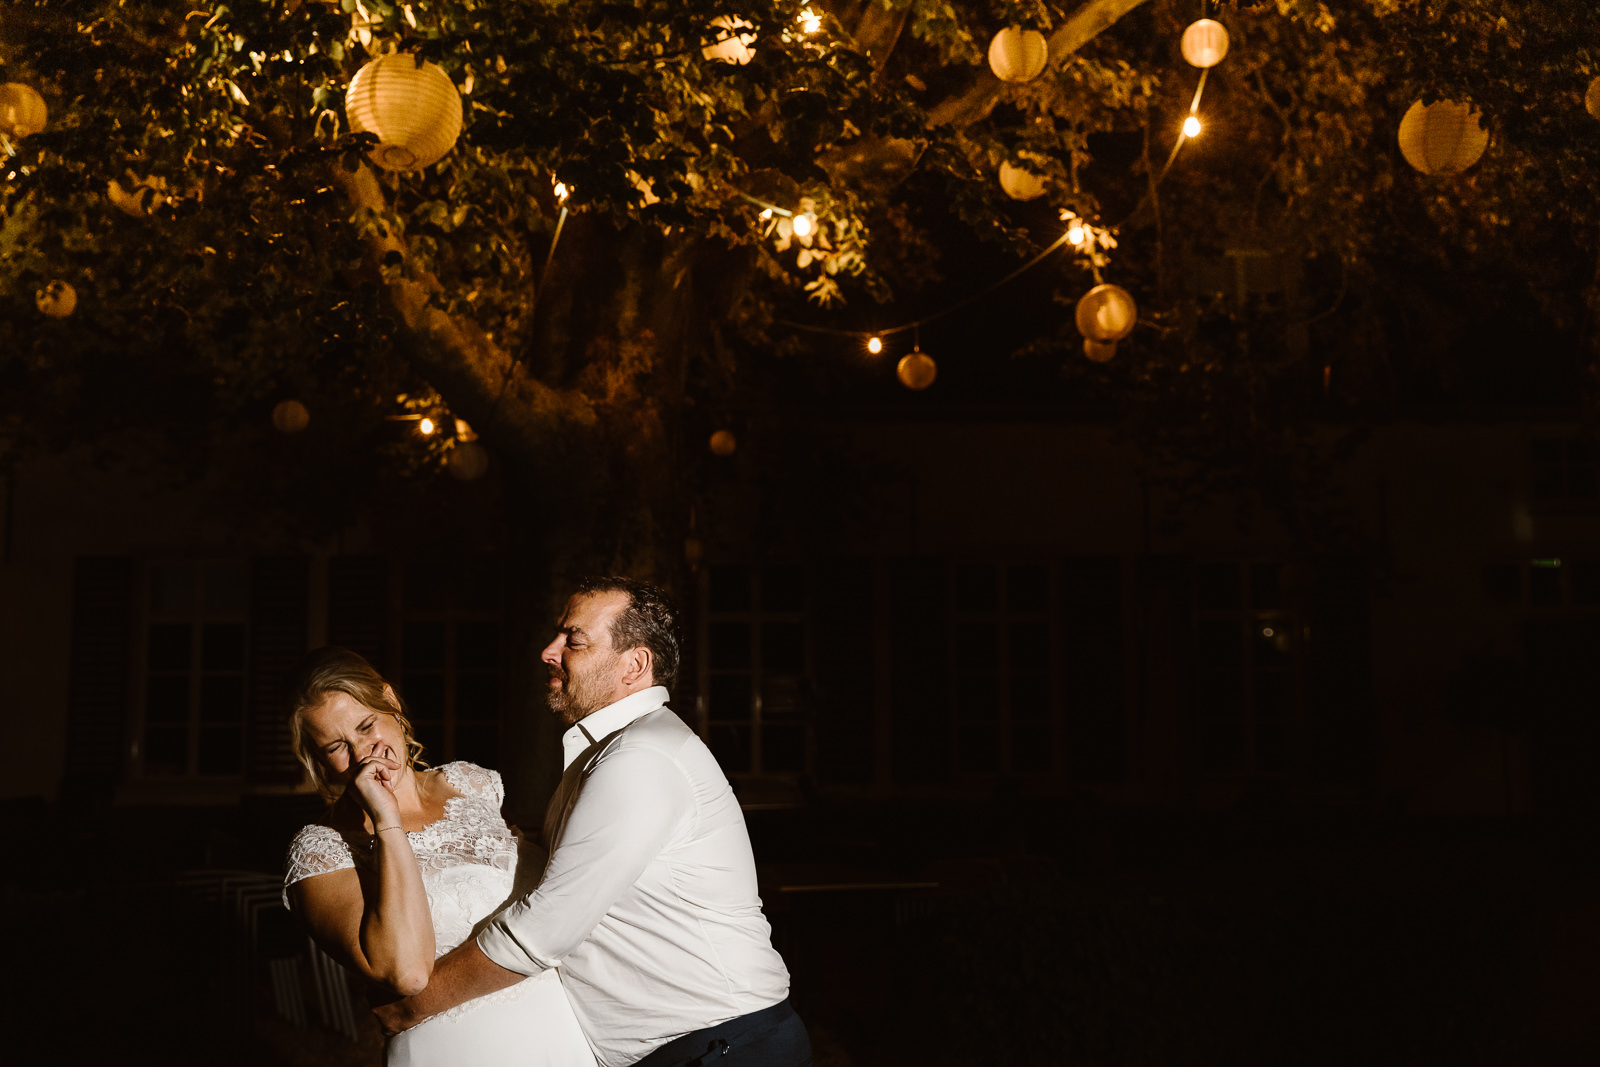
[574,576,682,690]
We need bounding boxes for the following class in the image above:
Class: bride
[282,646,595,1067]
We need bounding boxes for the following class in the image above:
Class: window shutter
[63,556,134,802]
[329,556,390,671]
[1306,555,1376,782]
[246,556,310,784]
[1062,556,1127,783]
[813,556,875,784]
[890,556,949,785]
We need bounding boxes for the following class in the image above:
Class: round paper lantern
[35,280,76,318]
[1397,99,1488,175]
[897,349,937,390]
[702,16,756,65]
[988,28,1048,84]
[1076,284,1137,342]
[1585,77,1600,120]
[107,173,168,218]
[1180,19,1230,69]
[272,400,310,433]
[448,441,490,481]
[999,161,1046,201]
[0,83,47,139]
[1083,339,1118,363]
[346,55,463,171]
[709,430,738,456]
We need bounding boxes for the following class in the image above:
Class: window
[396,561,504,768]
[702,564,810,776]
[1531,437,1599,509]
[1193,562,1299,776]
[950,562,1055,776]
[1483,556,1600,610]
[139,561,249,777]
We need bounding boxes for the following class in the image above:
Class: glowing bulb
[553,181,569,202]
[1183,115,1202,138]
[1067,223,1087,246]
[419,417,436,435]
[799,8,822,33]
[792,212,816,238]
[867,336,883,354]
[759,207,773,220]
[1262,627,1274,638]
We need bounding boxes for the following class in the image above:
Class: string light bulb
[867,336,883,354]
[759,207,773,219]
[553,180,569,202]
[1183,115,1202,138]
[792,211,817,238]
[799,8,822,34]
[419,417,436,435]
[1067,221,1087,246]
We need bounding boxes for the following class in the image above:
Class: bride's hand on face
[348,744,405,828]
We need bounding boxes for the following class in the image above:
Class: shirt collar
[561,685,670,768]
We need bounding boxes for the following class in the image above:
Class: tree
[6,0,1600,794]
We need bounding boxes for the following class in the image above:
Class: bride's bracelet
[374,824,406,835]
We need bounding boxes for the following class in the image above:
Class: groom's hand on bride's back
[368,982,413,1035]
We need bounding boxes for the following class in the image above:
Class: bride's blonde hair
[288,646,428,801]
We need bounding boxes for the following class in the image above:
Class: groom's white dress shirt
[476,685,790,1067]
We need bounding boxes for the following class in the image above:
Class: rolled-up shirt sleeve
[477,742,694,976]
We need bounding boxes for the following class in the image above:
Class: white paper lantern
[1076,284,1137,342]
[1585,77,1600,120]
[1398,99,1488,175]
[346,55,463,171]
[0,83,47,139]
[897,349,937,390]
[1083,339,1118,363]
[999,161,1047,201]
[988,28,1049,84]
[709,430,738,456]
[107,173,168,218]
[1180,19,1230,69]
[272,400,311,433]
[702,16,757,65]
[448,441,490,481]
[36,280,76,318]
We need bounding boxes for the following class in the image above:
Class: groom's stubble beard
[547,650,621,726]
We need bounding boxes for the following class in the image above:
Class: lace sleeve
[283,823,355,908]
[441,761,505,808]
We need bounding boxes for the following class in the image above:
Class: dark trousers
[630,999,811,1067]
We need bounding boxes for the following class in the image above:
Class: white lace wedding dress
[284,762,596,1067]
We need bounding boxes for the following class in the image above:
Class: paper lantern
[35,280,76,318]
[448,441,490,481]
[0,83,46,139]
[1083,339,1117,363]
[702,16,756,65]
[999,161,1046,201]
[1180,19,1230,69]
[272,400,310,433]
[1076,284,1137,342]
[897,349,937,390]
[346,55,463,171]
[1586,77,1600,120]
[709,430,738,456]
[1398,99,1488,175]
[988,28,1048,84]
[107,173,168,218]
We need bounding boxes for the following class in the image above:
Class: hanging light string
[485,192,569,431]
[766,65,1210,346]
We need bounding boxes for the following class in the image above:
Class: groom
[375,577,810,1067]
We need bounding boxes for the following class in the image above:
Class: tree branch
[926,0,1155,128]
